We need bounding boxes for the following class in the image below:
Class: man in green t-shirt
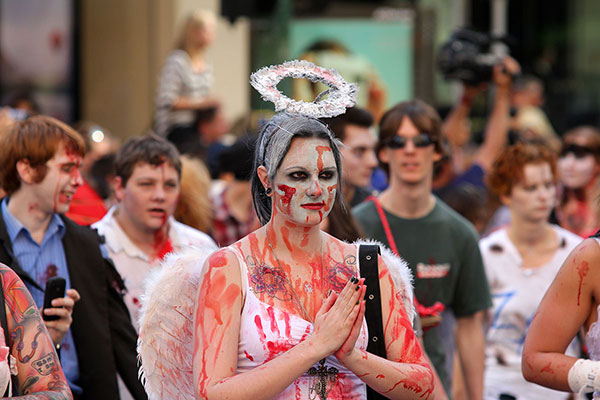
[353,100,492,399]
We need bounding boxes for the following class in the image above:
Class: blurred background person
[174,155,213,234]
[93,135,216,332]
[154,8,219,139]
[481,143,582,399]
[511,75,561,152]
[66,121,119,226]
[210,135,259,246]
[554,126,600,237]
[321,107,378,207]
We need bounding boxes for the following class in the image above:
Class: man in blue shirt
[0,115,146,399]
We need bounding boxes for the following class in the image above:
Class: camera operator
[436,56,521,199]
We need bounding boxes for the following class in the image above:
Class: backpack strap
[359,244,388,400]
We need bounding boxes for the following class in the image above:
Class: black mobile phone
[42,277,66,321]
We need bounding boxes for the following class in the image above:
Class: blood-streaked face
[272,137,338,226]
[32,141,83,215]
[115,162,180,233]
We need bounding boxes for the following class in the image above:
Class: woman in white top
[154,9,219,139]
[480,143,582,399]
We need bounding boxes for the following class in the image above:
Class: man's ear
[113,176,125,202]
[256,166,270,191]
[16,159,35,185]
[433,150,443,163]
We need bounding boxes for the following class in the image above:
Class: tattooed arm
[192,248,363,400]
[522,238,600,391]
[0,265,72,399]
[334,255,436,400]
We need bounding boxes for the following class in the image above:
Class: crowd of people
[1,7,600,400]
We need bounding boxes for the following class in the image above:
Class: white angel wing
[137,245,217,400]
[354,239,415,325]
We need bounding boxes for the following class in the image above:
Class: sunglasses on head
[560,143,598,159]
[385,133,434,149]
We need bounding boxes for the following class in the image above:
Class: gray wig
[251,112,343,225]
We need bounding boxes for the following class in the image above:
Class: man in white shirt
[93,135,216,330]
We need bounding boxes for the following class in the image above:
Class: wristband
[568,359,600,393]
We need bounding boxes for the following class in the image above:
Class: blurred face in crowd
[340,124,378,189]
[379,116,441,187]
[115,162,180,233]
[503,162,555,223]
[27,141,83,215]
[270,137,338,226]
[558,138,599,189]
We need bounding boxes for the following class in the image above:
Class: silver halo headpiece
[250,60,358,118]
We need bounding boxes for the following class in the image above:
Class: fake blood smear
[577,261,589,306]
[316,146,331,172]
[154,229,174,260]
[278,185,296,214]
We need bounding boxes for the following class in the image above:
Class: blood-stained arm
[0,265,72,399]
[522,238,600,391]
[335,256,436,400]
[192,248,364,400]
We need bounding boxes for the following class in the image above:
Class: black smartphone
[42,277,66,321]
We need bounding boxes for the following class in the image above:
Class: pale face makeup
[271,137,338,226]
[505,162,556,223]
[558,153,597,189]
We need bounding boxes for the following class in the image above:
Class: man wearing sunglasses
[353,100,491,399]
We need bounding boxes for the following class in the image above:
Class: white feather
[354,239,415,325]
[137,245,217,400]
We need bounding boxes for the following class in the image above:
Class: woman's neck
[506,215,552,248]
[266,216,322,260]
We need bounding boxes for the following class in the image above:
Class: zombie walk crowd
[1,8,600,400]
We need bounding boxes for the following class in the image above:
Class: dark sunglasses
[385,133,434,149]
[560,143,599,159]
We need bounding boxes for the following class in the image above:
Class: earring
[265,187,272,195]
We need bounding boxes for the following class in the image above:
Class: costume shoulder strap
[137,244,218,400]
[353,239,415,325]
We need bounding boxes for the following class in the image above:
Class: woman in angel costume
[138,61,435,399]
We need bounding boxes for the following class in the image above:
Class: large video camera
[437,28,507,85]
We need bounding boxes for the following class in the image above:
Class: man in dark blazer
[0,115,146,399]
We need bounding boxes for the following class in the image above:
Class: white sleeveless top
[228,245,368,399]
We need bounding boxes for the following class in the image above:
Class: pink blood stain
[244,350,254,361]
[541,362,554,374]
[281,226,293,252]
[28,203,39,213]
[283,312,291,337]
[266,306,280,336]
[324,184,338,213]
[277,184,296,215]
[377,374,385,379]
[577,261,589,306]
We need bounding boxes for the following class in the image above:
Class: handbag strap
[359,244,389,400]
[367,196,400,256]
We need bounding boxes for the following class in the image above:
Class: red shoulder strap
[367,195,400,256]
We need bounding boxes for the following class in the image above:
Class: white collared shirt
[92,206,217,331]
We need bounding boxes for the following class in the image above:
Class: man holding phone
[0,116,146,399]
